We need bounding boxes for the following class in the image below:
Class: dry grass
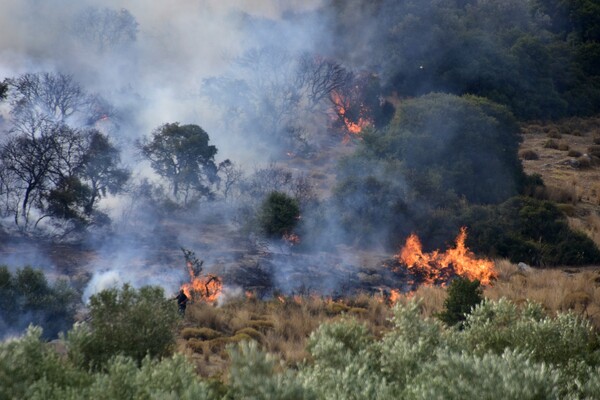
[178,259,600,377]
[485,260,600,326]
[520,116,600,246]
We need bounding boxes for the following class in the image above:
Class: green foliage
[334,93,524,247]
[0,266,78,339]
[456,299,600,366]
[68,284,179,370]
[138,123,218,203]
[258,191,300,238]
[329,0,600,119]
[3,299,600,399]
[465,197,600,266]
[438,277,483,327]
[0,326,216,400]
[405,349,563,400]
[227,341,314,400]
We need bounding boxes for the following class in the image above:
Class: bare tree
[72,7,138,52]
[297,54,353,108]
[217,159,243,200]
[6,73,104,136]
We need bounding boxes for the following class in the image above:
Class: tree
[0,266,79,339]
[77,130,130,216]
[6,73,94,134]
[68,285,179,370]
[258,191,300,238]
[138,123,218,204]
[0,124,128,231]
[71,7,138,52]
[438,277,483,327]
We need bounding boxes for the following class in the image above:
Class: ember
[397,227,496,286]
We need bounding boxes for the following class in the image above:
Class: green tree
[69,285,179,370]
[139,123,218,204]
[438,277,483,327]
[0,266,78,339]
[258,191,300,238]
[334,93,524,248]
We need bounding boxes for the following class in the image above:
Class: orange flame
[330,90,370,141]
[397,227,496,286]
[282,232,301,246]
[180,261,222,303]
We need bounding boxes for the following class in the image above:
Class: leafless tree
[72,7,138,53]
[297,54,353,108]
[6,73,98,136]
[217,159,243,200]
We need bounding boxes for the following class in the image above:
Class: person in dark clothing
[175,289,189,316]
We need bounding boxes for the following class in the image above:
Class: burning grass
[177,258,600,377]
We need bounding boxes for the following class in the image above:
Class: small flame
[397,227,496,286]
[282,232,301,246]
[330,90,370,141]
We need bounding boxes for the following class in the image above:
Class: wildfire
[397,227,496,286]
[180,260,223,303]
[330,90,370,142]
[282,232,301,246]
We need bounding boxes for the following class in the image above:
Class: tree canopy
[139,123,218,204]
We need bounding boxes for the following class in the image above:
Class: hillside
[520,116,600,246]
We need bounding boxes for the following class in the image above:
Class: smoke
[0,0,399,309]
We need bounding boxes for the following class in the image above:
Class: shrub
[588,145,600,158]
[544,139,559,149]
[557,142,569,151]
[578,155,592,168]
[0,266,79,339]
[68,284,179,370]
[593,136,600,145]
[438,277,483,327]
[181,327,221,340]
[547,130,562,139]
[258,191,300,238]
[568,149,582,157]
[519,149,539,160]
[457,299,600,366]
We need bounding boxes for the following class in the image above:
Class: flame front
[397,227,496,285]
[181,261,222,303]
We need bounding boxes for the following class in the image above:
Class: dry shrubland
[178,259,600,376]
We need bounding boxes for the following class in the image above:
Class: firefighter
[174,289,189,316]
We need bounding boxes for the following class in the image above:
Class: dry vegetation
[520,116,600,246]
[177,259,600,377]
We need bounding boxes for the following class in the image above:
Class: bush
[258,191,300,238]
[457,299,600,367]
[0,266,79,339]
[547,130,562,138]
[588,145,600,158]
[544,139,559,149]
[437,277,483,327]
[568,149,583,157]
[519,149,539,160]
[557,142,570,151]
[68,284,179,370]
